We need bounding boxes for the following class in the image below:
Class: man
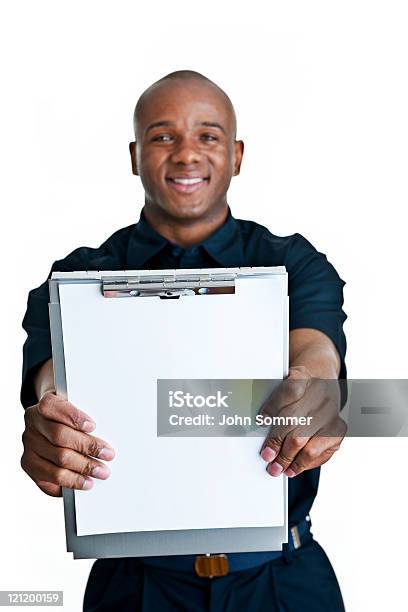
[20,70,347,611]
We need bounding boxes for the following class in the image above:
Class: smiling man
[129,72,243,243]
[20,70,347,611]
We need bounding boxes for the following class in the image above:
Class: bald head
[133,70,237,140]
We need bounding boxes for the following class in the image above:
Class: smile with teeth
[167,176,209,193]
[172,177,205,184]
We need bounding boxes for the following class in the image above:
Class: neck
[143,203,229,248]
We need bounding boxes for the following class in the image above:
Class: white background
[1,1,407,610]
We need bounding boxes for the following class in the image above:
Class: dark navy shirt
[21,205,347,530]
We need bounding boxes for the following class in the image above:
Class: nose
[170,137,202,165]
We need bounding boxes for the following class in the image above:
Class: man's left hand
[260,366,347,478]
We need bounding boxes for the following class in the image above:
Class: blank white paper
[58,275,287,536]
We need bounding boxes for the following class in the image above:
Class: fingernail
[82,477,93,490]
[285,469,296,478]
[91,465,111,479]
[98,447,115,460]
[267,463,283,477]
[81,420,96,433]
[261,447,277,462]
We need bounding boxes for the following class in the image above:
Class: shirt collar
[126,206,244,269]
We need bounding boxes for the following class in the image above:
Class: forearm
[33,358,55,402]
[289,328,340,379]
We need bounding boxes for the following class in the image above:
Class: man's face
[130,80,243,221]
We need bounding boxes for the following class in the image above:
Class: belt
[142,516,311,578]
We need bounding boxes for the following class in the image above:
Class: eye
[200,133,218,142]
[152,134,173,142]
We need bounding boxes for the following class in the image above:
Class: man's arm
[289,328,340,378]
[21,359,116,497]
[260,327,346,478]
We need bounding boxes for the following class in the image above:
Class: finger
[265,433,311,476]
[21,449,94,491]
[260,418,299,464]
[259,397,322,465]
[23,429,111,480]
[30,418,115,461]
[284,418,347,477]
[37,480,62,497]
[284,436,344,478]
[33,393,96,433]
[259,408,309,462]
[260,434,283,464]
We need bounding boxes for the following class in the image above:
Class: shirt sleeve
[287,233,347,380]
[21,271,54,409]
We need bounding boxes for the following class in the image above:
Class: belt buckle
[194,554,229,578]
[290,525,301,549]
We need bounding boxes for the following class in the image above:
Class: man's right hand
[21,391,115,497]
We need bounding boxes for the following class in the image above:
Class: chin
[163,200,212,220]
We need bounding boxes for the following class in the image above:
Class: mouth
[166,176,210,194]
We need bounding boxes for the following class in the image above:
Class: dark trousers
[83,536,345,612]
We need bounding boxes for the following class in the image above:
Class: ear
[129,142,139,175]
[233,140,244,176]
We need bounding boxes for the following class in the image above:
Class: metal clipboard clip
[102,271,237,298]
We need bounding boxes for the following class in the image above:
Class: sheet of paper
[58,276,287,536]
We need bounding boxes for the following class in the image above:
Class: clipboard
[49,266,289,559]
